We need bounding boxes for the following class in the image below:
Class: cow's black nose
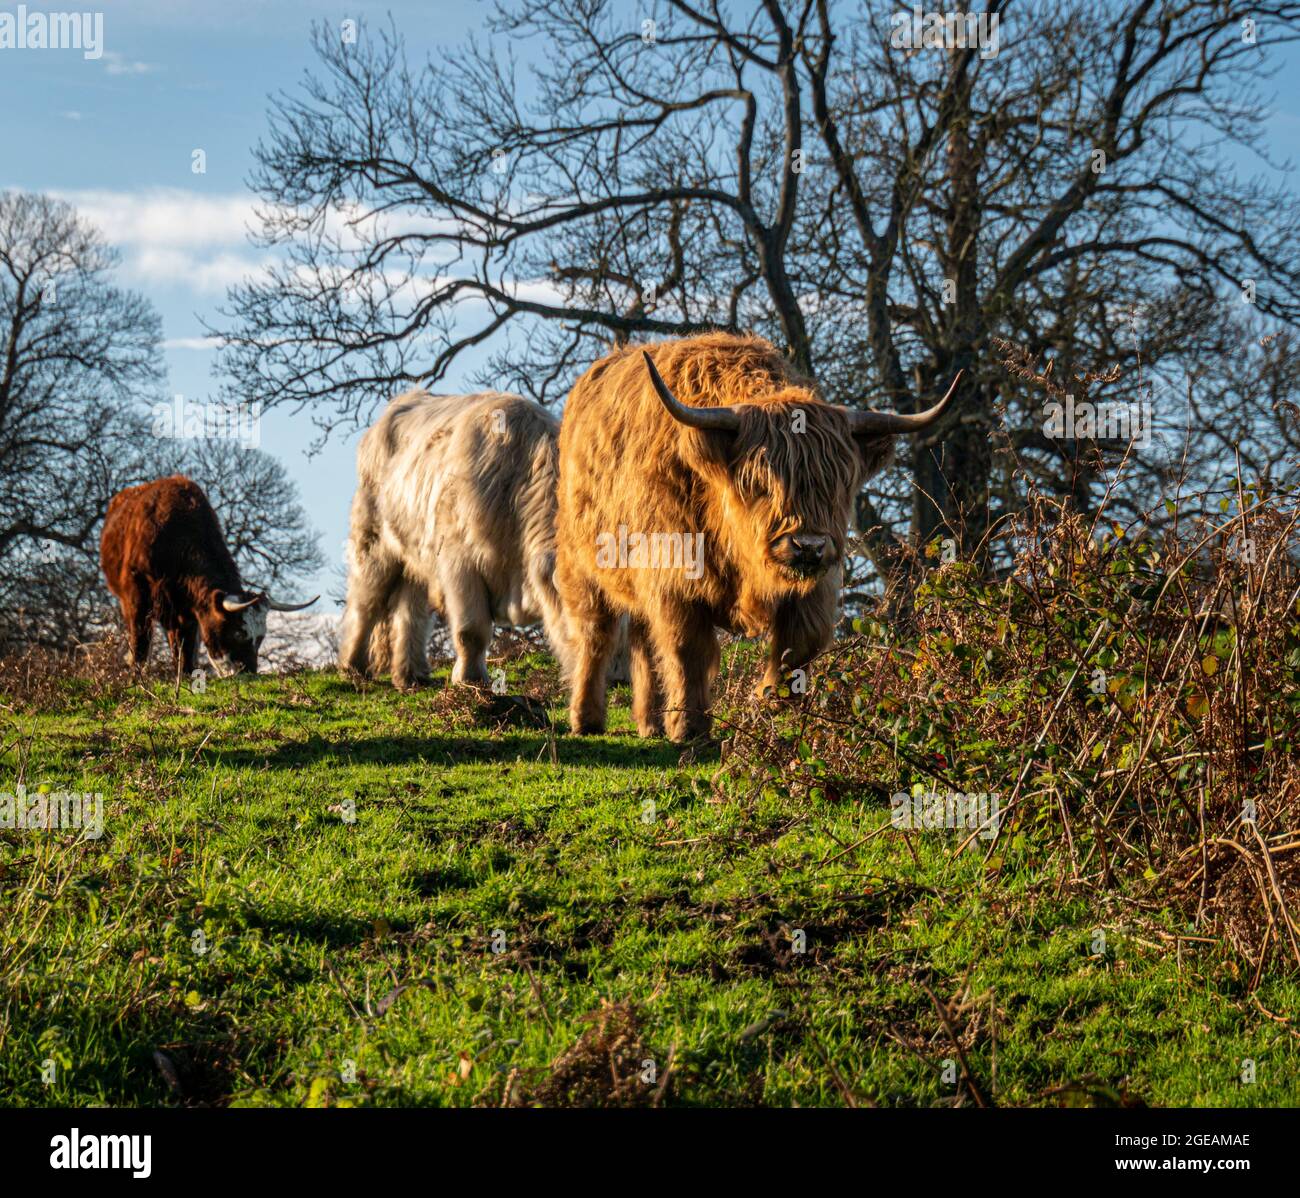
[791,534,829,562]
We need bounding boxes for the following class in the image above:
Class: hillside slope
[2,663,1297,1107]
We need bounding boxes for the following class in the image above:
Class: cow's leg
[180,625,199,675]
[527,553,576,679]
[166,625,184,671]
[390,576,433,691]
[373,568,418,679]
[567,590,619,735]
[339,478,405,679]
[339,552,401,679]
[628,616,664,738]
[367,615,393,678]
[648,603,719,743]
[442,566,492,688]
[121,580,153,667]
[605,614,632,685]
[761,575,838,699]
[352,581,397,679]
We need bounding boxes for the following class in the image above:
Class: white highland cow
[339,390,583,690]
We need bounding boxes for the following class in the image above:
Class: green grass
[2,661,1297,1107]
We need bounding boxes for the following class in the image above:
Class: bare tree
[1,431,326,650]
[183,437,325,596]
[0,191,325,650]
[0,191,166,648]
[1183,317,1300,499]
[0,191,164,555]
[217,0,1300,578]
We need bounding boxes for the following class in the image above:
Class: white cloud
[507,279,568,307]
[54,187,253,249]
[46,187,565,310]
[132,246,268,293]
[162,336,221,350]
[102,51,157,76]
[50,188,266,293]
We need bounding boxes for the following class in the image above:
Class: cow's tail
[514,427,579,679]
[339,453,395,677]
[528,547,577,678]
[520,437,629,684]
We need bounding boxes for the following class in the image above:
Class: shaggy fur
[100,475,269,676]
[340,390,582,689]
[556,332,896,742]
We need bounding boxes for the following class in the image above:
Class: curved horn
[220,592,264,613]
[848,370,964,437]
[265,595,319,613]
[642,351,742,432]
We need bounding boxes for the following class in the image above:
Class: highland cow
[340,391,607,690]
[100,475,317,676]
[555,333,960,742]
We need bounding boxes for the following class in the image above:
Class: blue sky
[2,0,1299,600]
[0,0,493,597]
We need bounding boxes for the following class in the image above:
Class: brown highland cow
[100,475,317,676]
[555,332,960,742]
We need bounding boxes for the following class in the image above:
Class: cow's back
[358,390,561,617]
[100,475,235,599]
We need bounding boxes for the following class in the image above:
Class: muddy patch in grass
[141,1011,261,1107]
[723,886,928,977]
[410,863,478,895]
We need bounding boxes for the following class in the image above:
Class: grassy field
[2,658,1298,1108]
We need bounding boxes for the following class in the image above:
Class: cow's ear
[855,433,896,480]
[681,425,739,471]
[210,590,245,615]
[681,404,758,471]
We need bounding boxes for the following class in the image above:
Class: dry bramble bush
[0,638,139,713]
[718,356,1300,982]
[493,1000,667,1108]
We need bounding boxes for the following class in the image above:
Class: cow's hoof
[392,675,430,692]
[450,674,491,690]
[664,714,712,744]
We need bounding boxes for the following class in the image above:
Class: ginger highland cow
[555,333,960,742]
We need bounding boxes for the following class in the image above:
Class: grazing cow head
[201,591,317,676]
[641,353,961,595]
